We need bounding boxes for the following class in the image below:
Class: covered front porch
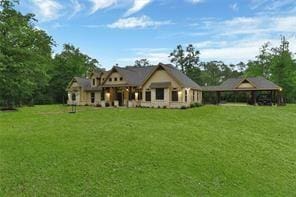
[101,84,141,107]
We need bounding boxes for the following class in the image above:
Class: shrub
[163,106,167,109]
[96,104,102,107]
[105,103,110,107]
[180,106,187,110]
[85,104,89,106]
[190,103,203,108]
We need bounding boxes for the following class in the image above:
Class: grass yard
[0,105,296,196]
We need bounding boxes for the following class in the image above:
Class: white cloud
[124,0,152,17]
[118,48,171,65]
[250,0,296,11]
[89,0,117,14]
[230,3,239,11]
[186,0,203,4]
[194,16,296,37]
[69,0,83,18]
[197,37,296,64]
[108,15,172,29]
[190,15,296,63]
[32,0,63,21]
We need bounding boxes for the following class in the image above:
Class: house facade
[67,63,203,108]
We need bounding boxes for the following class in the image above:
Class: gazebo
[202,76,284,105]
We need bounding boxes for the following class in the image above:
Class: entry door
[117,92,123,106]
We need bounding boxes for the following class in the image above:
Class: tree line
[168,38,296,103]
[1,0,296,109]
[0,0,100,108]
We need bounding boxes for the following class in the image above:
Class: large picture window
[172,91,178,102]
[145,91,151,101]
[91,93,95,103]
[156,88,164,100]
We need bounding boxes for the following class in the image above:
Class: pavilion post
[216,91,221,105]
[252,91,256,105]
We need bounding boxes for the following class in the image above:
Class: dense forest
[1,0,296,108]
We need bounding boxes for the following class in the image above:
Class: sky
[17,0,296,69]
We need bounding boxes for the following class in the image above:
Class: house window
[97,78,101,85]
[185,90,188,102]
[114,77,117,81]
[120,77,123,81]
[145,91,151,101]
[193,91,195,101]
[92,78,96,86]
[172,90,178,102]
[109,78,112,82]
[91,93,95,103]
[71,93,76,101]
[156,88,164,100]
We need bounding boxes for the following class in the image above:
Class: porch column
[216,91,221,105]
[252,91,256,105]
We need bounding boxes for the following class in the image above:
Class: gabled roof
[66,77,91,91]
[202,76,282,92]
[115,66,155,86]
[100,63,201,90]
[69,63,202,91]
[159,64,202,90]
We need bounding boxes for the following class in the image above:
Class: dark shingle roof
[70,63,202,91]
[202,76,281,92]
[115,66,155,86]
[160,64,202,90]
[73,77,91,89]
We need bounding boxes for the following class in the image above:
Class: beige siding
[141,69,189,108]
[238,82,254,89]
[105,72,127,85]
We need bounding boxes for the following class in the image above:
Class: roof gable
[141,63,202,90]
[67,77,91,90]
[236,79,256,89]
[202,76,282,91]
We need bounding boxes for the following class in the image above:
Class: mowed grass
[0,105,296,196]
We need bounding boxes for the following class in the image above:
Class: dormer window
[114,77,118,81]
[92,78,95,86]
[109,78,112,82]
[120,77,123,81]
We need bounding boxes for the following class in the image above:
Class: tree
[49,44,100,103]
[245,43,272,78]
[270,36,296,102]
[134,59,150,67]
[169,44,202,84]
[0,0,54,108]
[200,61,225,86]
[169,44,200,73]
[244,36,296,102]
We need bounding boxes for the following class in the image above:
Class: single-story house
[202,76,284,105]
[67,63,203,108]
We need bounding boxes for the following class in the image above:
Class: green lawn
[1,105,296,196]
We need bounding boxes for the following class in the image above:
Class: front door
[117,92,123,106]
